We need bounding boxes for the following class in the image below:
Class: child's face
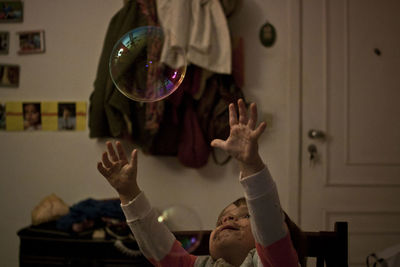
[63,108,71,118]
[209,203,255,260]
[24,104,40,125]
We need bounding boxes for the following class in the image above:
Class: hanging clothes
[156,0,232,74]
[89,0,166,152]
[89,0,242,168]
[89,1,148,138]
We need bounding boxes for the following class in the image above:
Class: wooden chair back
[302,221,348,267]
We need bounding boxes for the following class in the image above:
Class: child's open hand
[211,99,267,176]
[97,141,140,204]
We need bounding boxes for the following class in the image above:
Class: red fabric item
[168,65,202,125]
[178,101,210,168]
[232,36,244,88]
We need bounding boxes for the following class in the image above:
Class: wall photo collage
[0,101,87,131]
[1,1,46,88]
[1,2,87,132]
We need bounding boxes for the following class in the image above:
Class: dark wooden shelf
[18,226,211,267]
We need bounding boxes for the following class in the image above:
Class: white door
[300,0,400,266]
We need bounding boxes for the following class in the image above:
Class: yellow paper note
[76,102,87,131]
[41,102,58,131]
[6,102,23,131]
[0,102,5,130]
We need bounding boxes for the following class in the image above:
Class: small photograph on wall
[17,30,45,54]
[23,102,42,131]
[58,102,76,130]
[0,102,5,130]
[0,1,23,23]
[0,64,19,87]
[0,31,9,54]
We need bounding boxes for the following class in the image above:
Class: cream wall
[0,0,296,266]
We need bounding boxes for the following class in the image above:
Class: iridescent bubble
[157,205,203,253]
[109,26,186,102]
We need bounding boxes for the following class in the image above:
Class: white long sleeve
[240,167,287,247]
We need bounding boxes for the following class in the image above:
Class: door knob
[308,129,325,140]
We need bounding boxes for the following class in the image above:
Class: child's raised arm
[97,141,197,266]
[211,99,299,266]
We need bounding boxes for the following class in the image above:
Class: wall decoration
[0,31,9,54]
[0,64,19,87]
[0,102,5,130]
[58,102,76,130]
[259,21,276,48]
[41,102,58,131]
[23,102,42,130]
[5,101,23,130]
[4,101,87,131]
[75,102,87,130]
[0,1,23,23]
[17,30,45,54]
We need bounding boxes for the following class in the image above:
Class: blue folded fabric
[56,198,125,231]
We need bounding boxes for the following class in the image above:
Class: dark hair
[219,197,306,265]
[283,210,306,266]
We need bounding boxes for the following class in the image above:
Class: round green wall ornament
[259,21,276,47]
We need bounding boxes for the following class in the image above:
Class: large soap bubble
[109,26,186,102]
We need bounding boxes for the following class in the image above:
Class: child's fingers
[130,149,137,167]
[253,121,267,139]
[106,141,118,162]
[102,151,113,168]
[211,139,225,149]
[97,162,110,178]
[247,103,258,129]
[238,99,248,125]
[116,141,128,162]
[229,103,238,126]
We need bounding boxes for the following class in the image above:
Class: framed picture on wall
[23,102,42,131]
[58,103,77,130]
[0,64,19,87]
[0,31,9,54]
[17,30,45,54]
[0,1,23,23]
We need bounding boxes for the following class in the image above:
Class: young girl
[97,99,300,266]
[23,103,42,130]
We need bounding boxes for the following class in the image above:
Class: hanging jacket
[89,1,149,138]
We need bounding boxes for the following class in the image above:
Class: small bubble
[158,205,203,253]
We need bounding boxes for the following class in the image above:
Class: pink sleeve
[256,234,299,267]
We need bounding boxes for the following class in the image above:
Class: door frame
[287,0,302,224]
